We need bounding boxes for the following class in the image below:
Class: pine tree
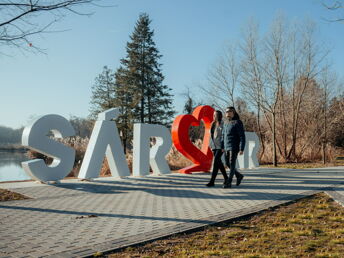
[89,14,175,152]
[114,66,138,152]
[89,66,136,153]
[89,66,116,119]
[117,13,175,126]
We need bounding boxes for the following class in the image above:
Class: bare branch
[322,1,343,10]
[0,0,111,53]
[322,0,344,23]
[201,43,240,109]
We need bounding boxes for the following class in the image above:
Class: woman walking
[206,110,229,187]
[222,106,245,188]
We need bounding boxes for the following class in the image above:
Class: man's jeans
[224,150,242,182]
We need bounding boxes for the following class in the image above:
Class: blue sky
[0,0,343,128]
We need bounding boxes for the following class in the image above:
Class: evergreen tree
[114,66,138,152]
[117,13,175,125]
[89,66,116,119]
[89,14,175,152]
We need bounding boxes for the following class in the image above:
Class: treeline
[0,116,93,146]
[0,126,23,144]
[201,16,344,165]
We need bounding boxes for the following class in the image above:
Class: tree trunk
[272,112,277,167]
[287,77,310,162]
[257,106,265,160]
[123,137,127,155]
[322,96,327,164]
[148,90,152,124]
[140,41,145,123]
[140,94,144,123]
[322,142,326,164]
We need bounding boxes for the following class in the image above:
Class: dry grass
[99,152,133,176]
[27,137,198,176]
[166,144,195,170]
[27,136,344,177]
[105,193,344,257]
[259,144,344,165]
[0,188,29,202]
[261,161,344,169]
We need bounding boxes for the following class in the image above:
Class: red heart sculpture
[171,105,215,174]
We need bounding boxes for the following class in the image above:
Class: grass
[0,188,29,202]
[105,193,344,257]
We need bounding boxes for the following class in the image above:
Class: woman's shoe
[206,182,215,187]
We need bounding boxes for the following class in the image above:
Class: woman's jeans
[225,150,242,183]
[209,149,228,184]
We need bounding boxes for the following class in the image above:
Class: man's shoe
[236,175,244,186]
[223,182,231,188]
[206,182,215,187]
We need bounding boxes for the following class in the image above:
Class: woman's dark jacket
[221,119,246,152]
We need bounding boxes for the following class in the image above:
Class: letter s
[21,115,75,182]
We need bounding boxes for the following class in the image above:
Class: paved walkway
[0,167,344,257]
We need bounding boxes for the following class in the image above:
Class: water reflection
[0,151,31,182]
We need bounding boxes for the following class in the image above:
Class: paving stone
[0,167,344,257]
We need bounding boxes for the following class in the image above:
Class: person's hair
[214,110,223,123]
[211,110,223,136]
[226,106,240,120]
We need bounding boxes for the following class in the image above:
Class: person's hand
[239,151,244,155]
[221,149,224,152]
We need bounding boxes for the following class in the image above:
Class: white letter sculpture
[78,108,130,179]
[133,123,172,176]
[237,132,260,169]
[21,115,76,182]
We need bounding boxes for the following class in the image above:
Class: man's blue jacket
[221,119,246,152]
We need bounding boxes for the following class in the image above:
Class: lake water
[0,151,31,182]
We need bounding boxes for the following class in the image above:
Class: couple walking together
[207,106,245,188]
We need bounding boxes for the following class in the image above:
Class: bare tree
[202,15,337,165]
[240,16,330,165]
[181,87,195,114]
[328,93,344,149]
[201,43,240,110]
[240,19,266,160]
[180,87,204,142]
[0,0,107,53]
[318,66,339,163]
[287,21,329,161]
[253,16,290,166]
